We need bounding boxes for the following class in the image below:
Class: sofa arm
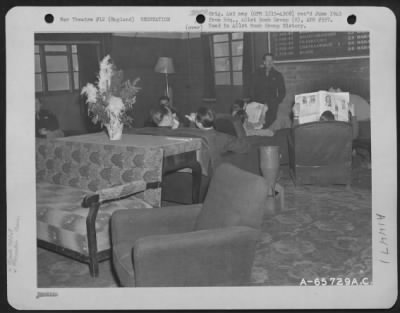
[96,181,161,203]
[111,204,203,245]
[80,180,160,276]
[133,226,260,287]
[82,180,161,232]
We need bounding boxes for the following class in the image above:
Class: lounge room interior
[35,31,372,288]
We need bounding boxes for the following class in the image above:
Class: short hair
[262,52,274,60]
[159,95,170,102]
[195,107,215,128]
[151,106,170,125]
[320,110,335,121]
[231,99,245,115]
[233,99,245,109]
[233,109,247,124]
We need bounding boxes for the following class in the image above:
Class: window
[212,33,243,86]
[35,44,80,93]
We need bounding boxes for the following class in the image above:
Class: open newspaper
[294,91,350,124]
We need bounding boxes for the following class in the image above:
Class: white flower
[107,96,124,116]
[98,55,114,94]
[81,83,98,104]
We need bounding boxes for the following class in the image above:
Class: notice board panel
[269,32,369,61]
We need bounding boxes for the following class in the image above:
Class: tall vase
[105,117,123,140]
[259,146,280,197]
[105,96,124,140]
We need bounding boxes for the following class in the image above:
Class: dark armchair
[111,163,269,287]
[353,120,371,160]
[288,121,353,185]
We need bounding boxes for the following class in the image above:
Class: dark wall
[110,36,205,128]
[178,37,205,114]
[40,92,85,131]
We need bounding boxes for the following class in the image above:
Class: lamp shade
[154,57,175,74]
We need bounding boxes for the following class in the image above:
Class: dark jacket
[36,109,59,138]
[251,67,286,107]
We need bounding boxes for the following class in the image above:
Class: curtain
[201,34,216,102]
[77,43,102,133]
[242,32,254,101]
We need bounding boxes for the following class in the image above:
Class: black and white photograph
[6,6,397,310]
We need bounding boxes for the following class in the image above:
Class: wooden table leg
[189,160,202,204]
[163,152,202,204]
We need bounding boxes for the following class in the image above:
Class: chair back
[357,120,371,140]
[291,121,352,166]
[195,163,268,231]
[289,121,352,185]
[215,114,246,138]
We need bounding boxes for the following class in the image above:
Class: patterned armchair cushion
[37,182,152,255]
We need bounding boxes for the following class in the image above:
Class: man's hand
[38,128,49,136]
[185,113,196,123]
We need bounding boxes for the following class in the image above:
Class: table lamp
[154,57,175,99]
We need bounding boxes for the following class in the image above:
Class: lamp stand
[164,73,173,105]
[165,73,169,97]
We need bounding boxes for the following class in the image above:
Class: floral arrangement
[81,55,141,128]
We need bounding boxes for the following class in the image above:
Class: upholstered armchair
[353,120,371,160]
[288,121,353,185]
[111,163,269,287]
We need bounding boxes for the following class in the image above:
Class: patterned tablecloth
[58,132,203,167]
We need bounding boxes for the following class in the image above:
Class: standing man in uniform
[251,53,286,129]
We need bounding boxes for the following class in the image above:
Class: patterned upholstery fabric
[36,138,163,255]
[37,182,153,255]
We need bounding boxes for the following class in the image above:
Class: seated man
[231,99,246,116]
[145,96,189,127]
[150,106,180,129]
[159,95,176,114]
[191,107,250,154]
[231,99,274,137]
[35,97,64,139]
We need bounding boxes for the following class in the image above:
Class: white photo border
[6,6,397,310]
